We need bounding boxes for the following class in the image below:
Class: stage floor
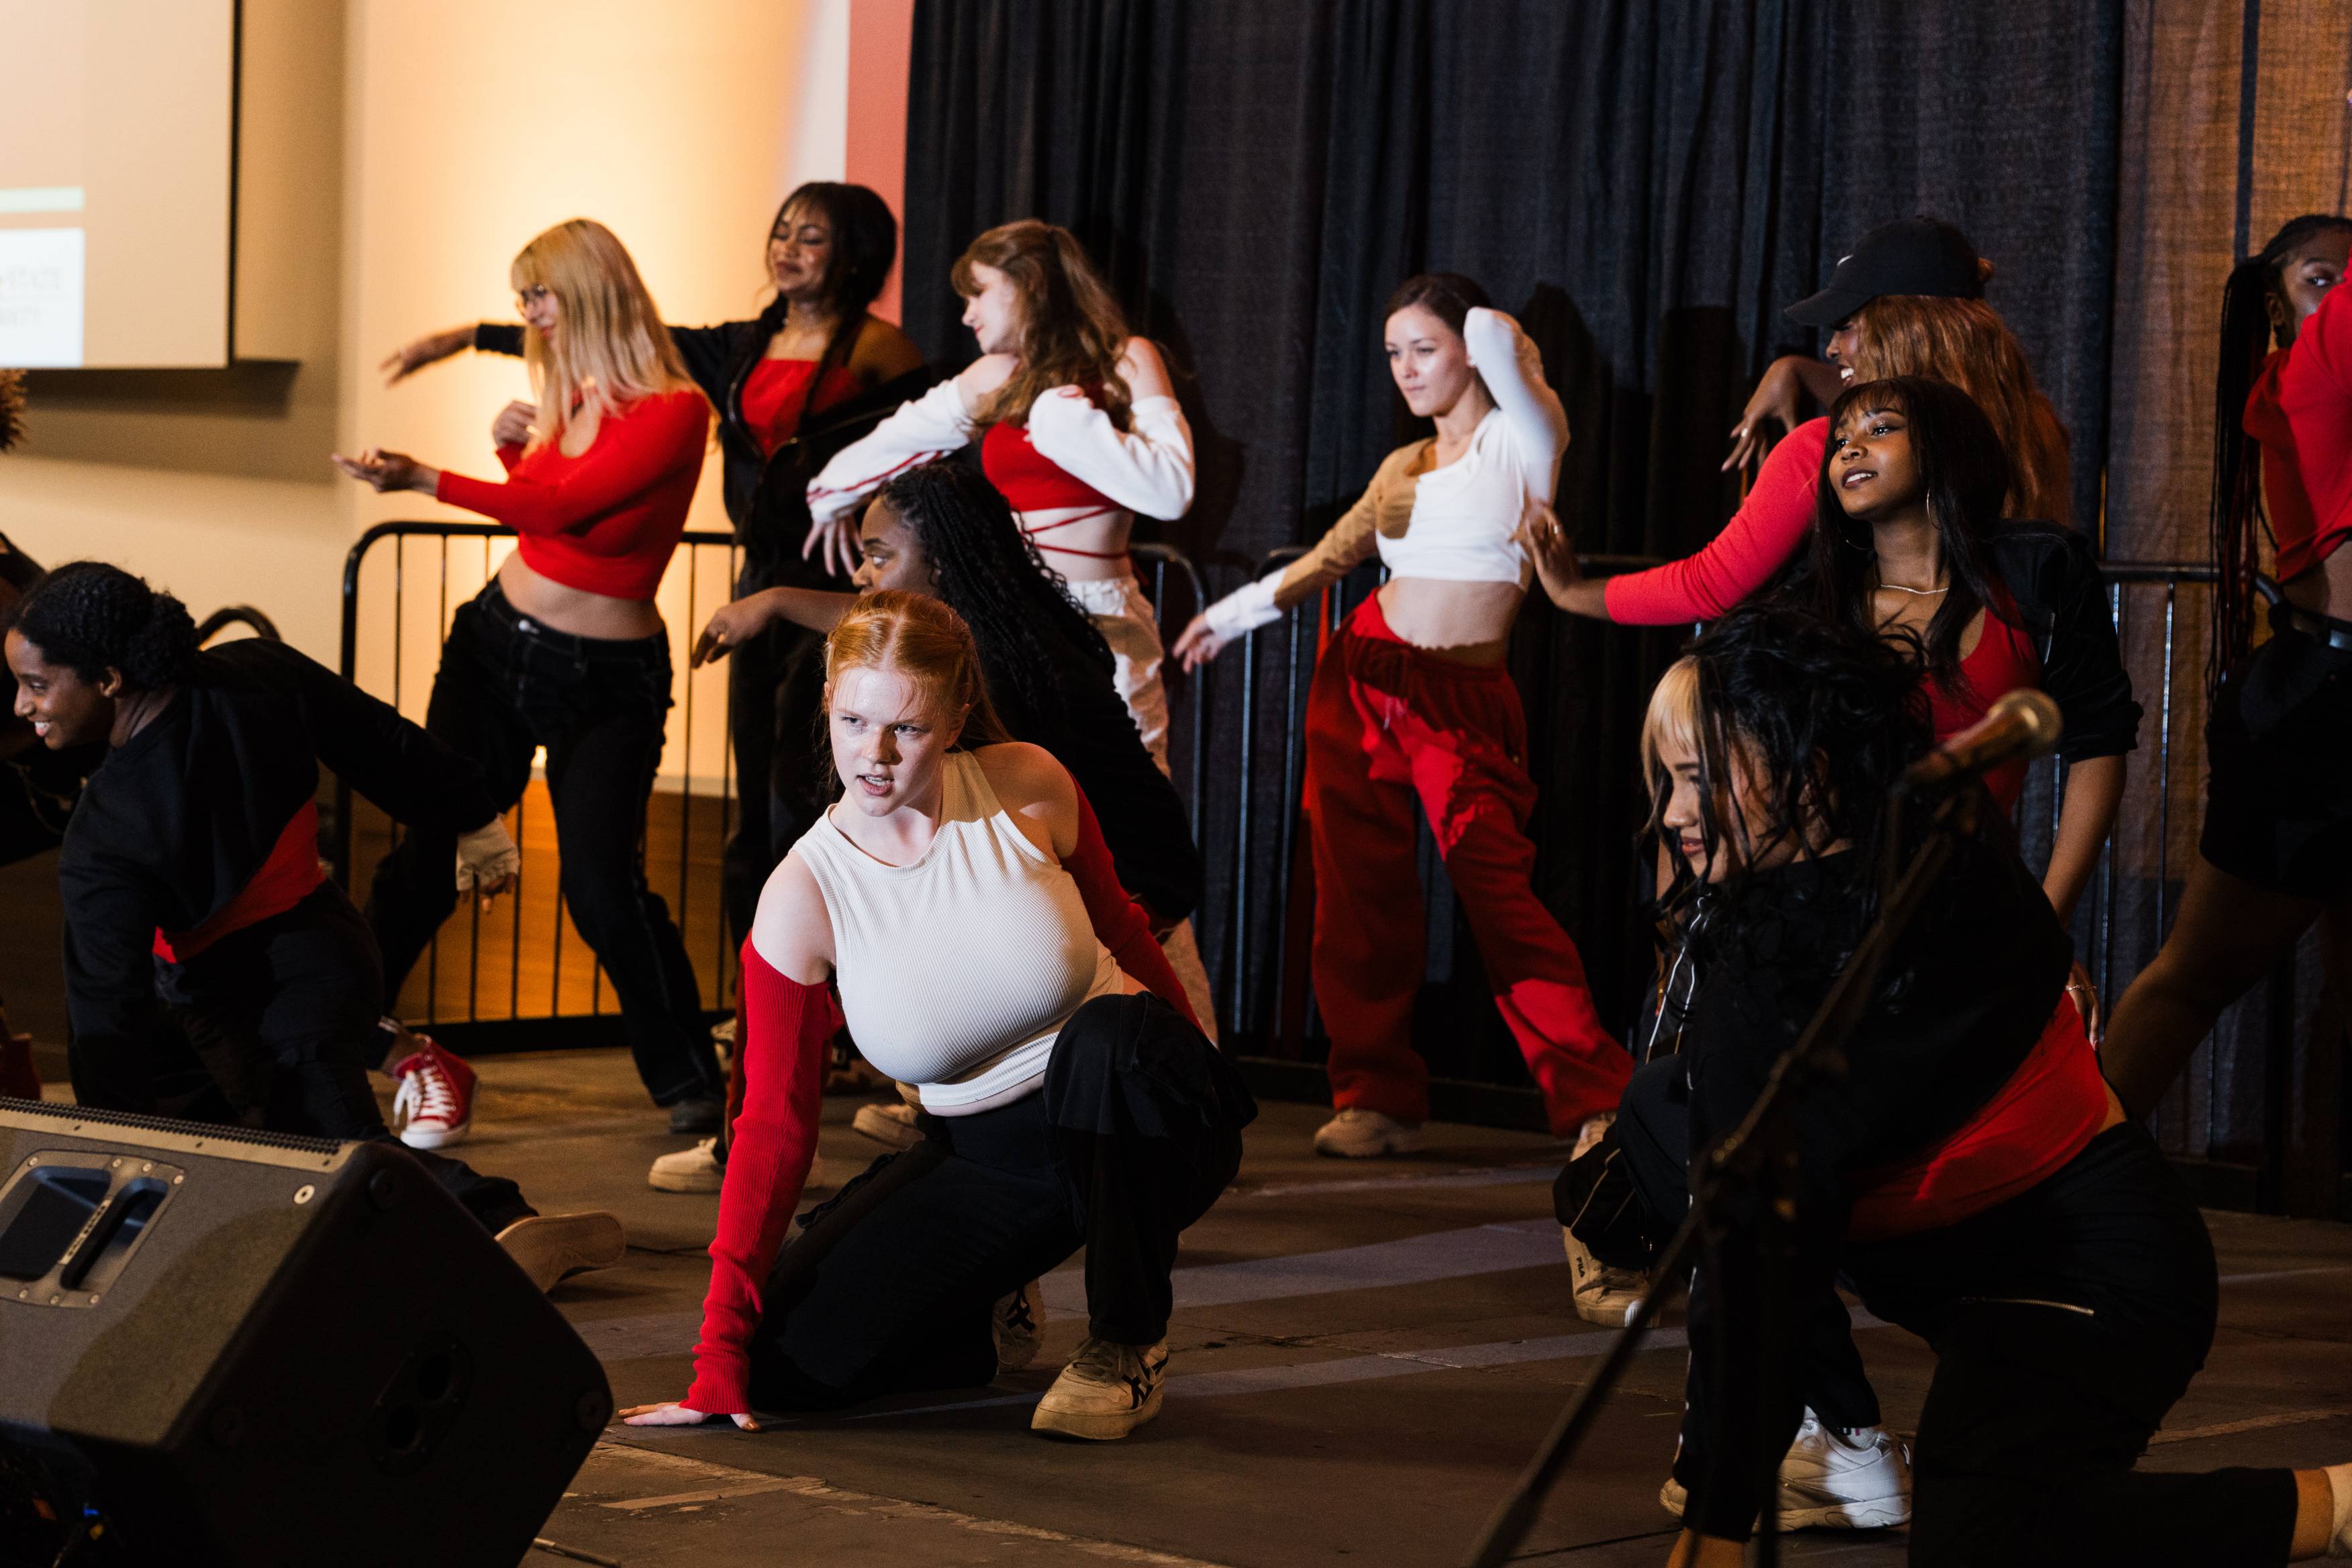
[322,1048,2352,1568]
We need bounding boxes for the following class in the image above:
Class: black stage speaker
[0,1097,612,1567]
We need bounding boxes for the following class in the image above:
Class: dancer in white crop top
[626,591,1248,1444]
[1171,277,1632,1256]
[804,220,1192,767]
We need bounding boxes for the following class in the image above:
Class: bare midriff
[1019,502,1136,582]
[497,554,666,642]
[1373,577,1524,666]
[2281,545,2352,620]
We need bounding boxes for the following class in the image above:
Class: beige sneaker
[1564,1112,1649,1325]
[1030,1338,1169,1440]
[1312,1108,1424,1158]
[495,1212,624,1292]
[993,1279,1046,1372]
[646,1140,828,1195]
[852,1099,924,1150]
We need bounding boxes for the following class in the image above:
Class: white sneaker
[852,1099,923,1150]
[495,1212,625,1293]
[709,1016,737,1077]
[993,1279,1046,1372]
[1778,1410,1912,1529]
[1657,1411,1912,1530]
[1312,1108,1424,1158]
[1030,1338,1168,1440]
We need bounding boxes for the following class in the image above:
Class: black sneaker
[667,1097,724,1135]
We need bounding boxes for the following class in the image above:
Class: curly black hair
[4,560,198,690]
[871,462,1116,735]
[1645,601,1933,912]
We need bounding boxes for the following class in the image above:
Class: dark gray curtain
[901,0,2149,1121]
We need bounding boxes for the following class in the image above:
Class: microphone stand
[1463,779,1980,1568]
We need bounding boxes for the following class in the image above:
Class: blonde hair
[1844,295,2073,525]
[823,590,1009,748]
[1638,655,1702,838]
[951,220,1135,430]
[509,218,701,451]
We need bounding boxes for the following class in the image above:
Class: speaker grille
[0,1099,345,1155]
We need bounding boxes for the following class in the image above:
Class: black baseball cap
[1785,217,1985,328]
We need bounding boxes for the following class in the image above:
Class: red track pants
[1304,594,1628,1137]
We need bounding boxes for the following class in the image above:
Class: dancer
[1547,375,2135,1521]
[5,562,622,1291]
[803,219,1193,767]
[1175,273,1629,1167]
[622,592,1250,1439]
[699,461,1208,1002]
[2103,213,2352,1118]
[1620,605,2347,1568]
[658,460,1213,1190]
[379,184,929,948]
[1530,219,2109,918]
[334,217,727,1134]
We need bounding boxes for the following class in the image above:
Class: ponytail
[5,560,198,690]
[2209,213,2352,692]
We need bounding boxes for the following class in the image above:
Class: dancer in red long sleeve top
[334,217,730,1134]
[623,591,1249,1442]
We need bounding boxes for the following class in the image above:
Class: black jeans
[364,583,721,1106]
[720,549,832,947]
[744,993,1255,1411]
[1613,1056,1883,1430]
[100,886,534,1234]
[1622,1075,2298,1567]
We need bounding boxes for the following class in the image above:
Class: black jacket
[1981,521,2141,761]
[58,640,499,1073]
[472,317,938,558]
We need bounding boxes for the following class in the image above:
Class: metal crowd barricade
[334,521,742,1049]
[333,523,1216,1053]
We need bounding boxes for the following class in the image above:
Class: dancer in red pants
[1177,273,1629,1180]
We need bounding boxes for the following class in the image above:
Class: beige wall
[1,0,863,791]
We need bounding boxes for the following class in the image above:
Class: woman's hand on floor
[619,1400,761,1432]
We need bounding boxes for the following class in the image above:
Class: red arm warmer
[1065,781,1199,1029]
[1601,418,1827,624]
[436,390,709,537]
[683,939,840,1415]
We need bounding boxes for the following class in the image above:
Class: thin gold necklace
[1875,581,1949,596]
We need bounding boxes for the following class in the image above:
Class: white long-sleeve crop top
[1201,308,1567,639]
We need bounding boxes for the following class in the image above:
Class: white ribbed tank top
[792,750,1125,1114]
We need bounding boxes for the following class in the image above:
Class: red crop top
[981,420,1126,560]
[2246,283,2352,580]
[740,358,862,458]
[436,387,709,602]
[1924,594,2043,814]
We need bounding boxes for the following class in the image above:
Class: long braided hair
[871,462,1115,735]
[2210,213,2352,692]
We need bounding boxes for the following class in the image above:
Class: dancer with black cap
[1528,218,2111,922]
[5,561,624,1291]
[2102,213,2352,1119]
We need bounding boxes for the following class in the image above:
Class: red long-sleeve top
[1604,418,1829,624]
[2247,282,2352,580]
[435,387,710,601]
[683,784,1194,1416]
